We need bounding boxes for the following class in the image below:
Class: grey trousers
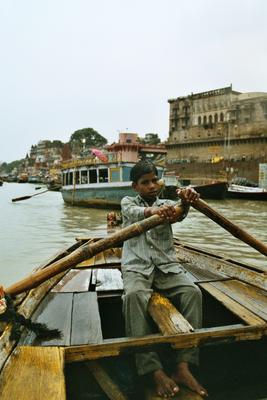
[122,267,202,376]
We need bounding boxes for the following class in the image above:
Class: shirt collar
[137,194,161,207]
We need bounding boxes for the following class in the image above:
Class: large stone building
[166,86,267,182]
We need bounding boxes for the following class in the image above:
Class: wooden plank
[94,252,106,265]
[71,292,103,345]
[76,256,96,268]
[24,293,73,346]
[148,292,193,335]
[51,269,91,292]
[0,346,66,399]
[0,271,67,372]
[210,280,267,321]
[65,324,267,363]
[96,269,124,292]
[104,248,122,264]
[200,282,266,326]
[113,247,122,259]
[146,386,203,400]
[182,262,225,282]
[174,239,267,273]
[174,245,267,291]
[86,361,128,400]
[91,269,99,286]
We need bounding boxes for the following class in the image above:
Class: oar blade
[12,195,32,202]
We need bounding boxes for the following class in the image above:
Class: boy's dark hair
[130,160,158,183]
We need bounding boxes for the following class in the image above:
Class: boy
[121,160,207,398]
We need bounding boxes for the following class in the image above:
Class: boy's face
[132,172,160,201]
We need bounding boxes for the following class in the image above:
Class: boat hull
[227,185,267,200]
[227,191,267,200]
[1,239,267,399]
[163,182,228,200]
[61,184,136,208]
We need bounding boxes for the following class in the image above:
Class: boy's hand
[176,187,200,204]
[146,205,177,221]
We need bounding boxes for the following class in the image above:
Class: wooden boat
[28,175,42,184]
[0,234,267,400]
[162,176,228,200]
[60,158,164,209]
[227,184,267,200]
[47,181,62,191]
[17,173,28,183]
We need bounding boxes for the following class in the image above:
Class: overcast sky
[1,0,266,162]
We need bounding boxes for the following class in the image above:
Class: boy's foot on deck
[153,369,179,398]
[172,362,208,397]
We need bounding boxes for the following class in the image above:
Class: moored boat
[61,158,164,208]
[227,184,267,200]
[0,232,267,399]
[162,175,228,200]
[17,173,28,183]
[28,175,42,184]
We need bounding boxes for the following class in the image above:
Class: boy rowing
[121,160,208,398]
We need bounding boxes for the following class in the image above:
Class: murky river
[0,183,266,287]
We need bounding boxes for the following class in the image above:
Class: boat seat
[148,292,194,335]
[0,346,66,400]
[22,291,103,346]
[146,293,203,400]
[146,386,203,400]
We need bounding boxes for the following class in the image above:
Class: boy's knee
[123,290,151,307]
[186,285,202,303]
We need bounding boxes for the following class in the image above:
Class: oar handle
[192,198,267,257]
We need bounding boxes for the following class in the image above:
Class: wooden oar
[5,199,267,296]
[192,198,267,257]
[12,189,49,203]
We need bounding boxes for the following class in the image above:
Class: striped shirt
[121,195,189,276]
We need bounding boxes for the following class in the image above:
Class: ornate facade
[166,86,267,181]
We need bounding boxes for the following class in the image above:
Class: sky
[0,0,267,163]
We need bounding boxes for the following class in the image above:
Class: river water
[0,183,266,287]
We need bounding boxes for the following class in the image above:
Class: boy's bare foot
[172,362,208,397]
[153,369,179,398]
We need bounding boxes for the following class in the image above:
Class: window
[110,168,120,182]
[198,116,202,125]
[89,169,97,183]
[75,170,80,184]
[214,113,218,123]
[220,112,224,122]
[99,168,108,183]
[69,172,73,185]
[209,115,213,124]
[81,170,88,184]
[203,116,207,125]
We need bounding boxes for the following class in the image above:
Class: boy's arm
[144,187,199,223]
[121,196,146,222]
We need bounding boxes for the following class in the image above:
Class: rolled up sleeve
[121,196,145,223]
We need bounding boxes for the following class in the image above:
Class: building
[166,86,267,182]
[106,132,166,163]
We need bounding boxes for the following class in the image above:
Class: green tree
[70,128,107,149]
[0,159,24,173]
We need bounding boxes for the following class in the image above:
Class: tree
[0,159,24,173]
[70,128,107,149]
[138,133,161,145]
